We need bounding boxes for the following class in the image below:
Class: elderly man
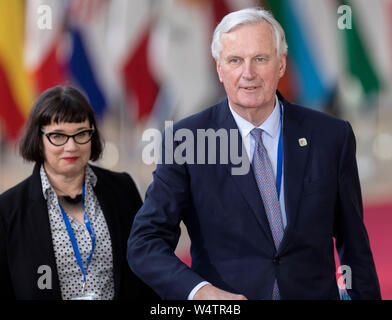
[127,7,381,300]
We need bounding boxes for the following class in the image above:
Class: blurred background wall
[0,0,391,298]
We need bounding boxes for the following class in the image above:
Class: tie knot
[250,128,263,143]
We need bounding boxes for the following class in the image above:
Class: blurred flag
[106,0,259,128]
[122,21,159,121]
[25,0,111,118]
[259,0,297,103]
[265,0,333,109]
[149,0,224,124]
[24,0,67,95]
[262,0,386,111]
[67,0,110,118]
[107,0,159,122]
[338,0,383,108]
[212,0,231,28]
[0,0,35,141]
[147,0,259,126]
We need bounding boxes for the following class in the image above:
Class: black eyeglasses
[41,128,95,146]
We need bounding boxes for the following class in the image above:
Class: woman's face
[42,119,92,177]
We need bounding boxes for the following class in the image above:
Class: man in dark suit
[127,8,381,300]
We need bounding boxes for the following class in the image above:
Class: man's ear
[278,53,287,79]
[216,59,223,83]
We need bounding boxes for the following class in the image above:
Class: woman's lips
[63,157,79,162]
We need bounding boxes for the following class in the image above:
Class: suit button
[273,257,280,264]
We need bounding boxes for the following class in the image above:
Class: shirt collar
[40,164,97,200]
[85,165,98,188]
[229,95,281,139]
[40,166,52,200]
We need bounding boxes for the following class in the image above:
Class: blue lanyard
[276,103,283,198]
[59,184,96,287]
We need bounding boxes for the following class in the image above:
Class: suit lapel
[277,95,311,254]
[216,99,275,246]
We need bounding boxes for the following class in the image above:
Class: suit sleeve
[127,133,206,300]
[115,172,160,300]
[334,121,381,299]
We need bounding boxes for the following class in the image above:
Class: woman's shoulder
[88,164,137,191]
[88,165,142,208]
[0,164,42,203]
[0,175,34,204]
[89,164,131,180]
[0,176,38,223]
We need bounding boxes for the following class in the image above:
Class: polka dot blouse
[40,165,115,300]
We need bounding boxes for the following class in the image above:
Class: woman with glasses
[0,86,158,300]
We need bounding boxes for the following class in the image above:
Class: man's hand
[193,284,248,300]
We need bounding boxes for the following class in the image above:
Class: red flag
[212,0,231,30]
[122,23,159,120]
[0,62,25,140]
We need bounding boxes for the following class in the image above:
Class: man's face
[216,21,286,114]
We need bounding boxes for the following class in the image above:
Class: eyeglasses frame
[41,127,95,146]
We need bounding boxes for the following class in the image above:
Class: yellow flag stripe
[0,0,35,118]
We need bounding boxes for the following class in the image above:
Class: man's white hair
[211,7,288,60]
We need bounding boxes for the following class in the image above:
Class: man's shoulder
[291,102,345,122]
[173,99,228,131]
[279,91,345,126]
[284,102,353,149]
[287,102,348,131]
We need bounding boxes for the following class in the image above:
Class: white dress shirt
[229,95,287,229]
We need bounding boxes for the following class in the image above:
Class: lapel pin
[298,138,307,147]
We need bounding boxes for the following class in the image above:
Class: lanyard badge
[59,183,97,299]
[276,103,283,198]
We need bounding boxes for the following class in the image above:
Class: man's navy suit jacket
[127,92,381,300]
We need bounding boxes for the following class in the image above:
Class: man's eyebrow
[225,55,241,60]
[254,53,271,58]
[224,53,271,60]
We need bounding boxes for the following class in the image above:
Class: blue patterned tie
[251,128,284,300]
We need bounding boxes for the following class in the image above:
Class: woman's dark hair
[19,86,104,164]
